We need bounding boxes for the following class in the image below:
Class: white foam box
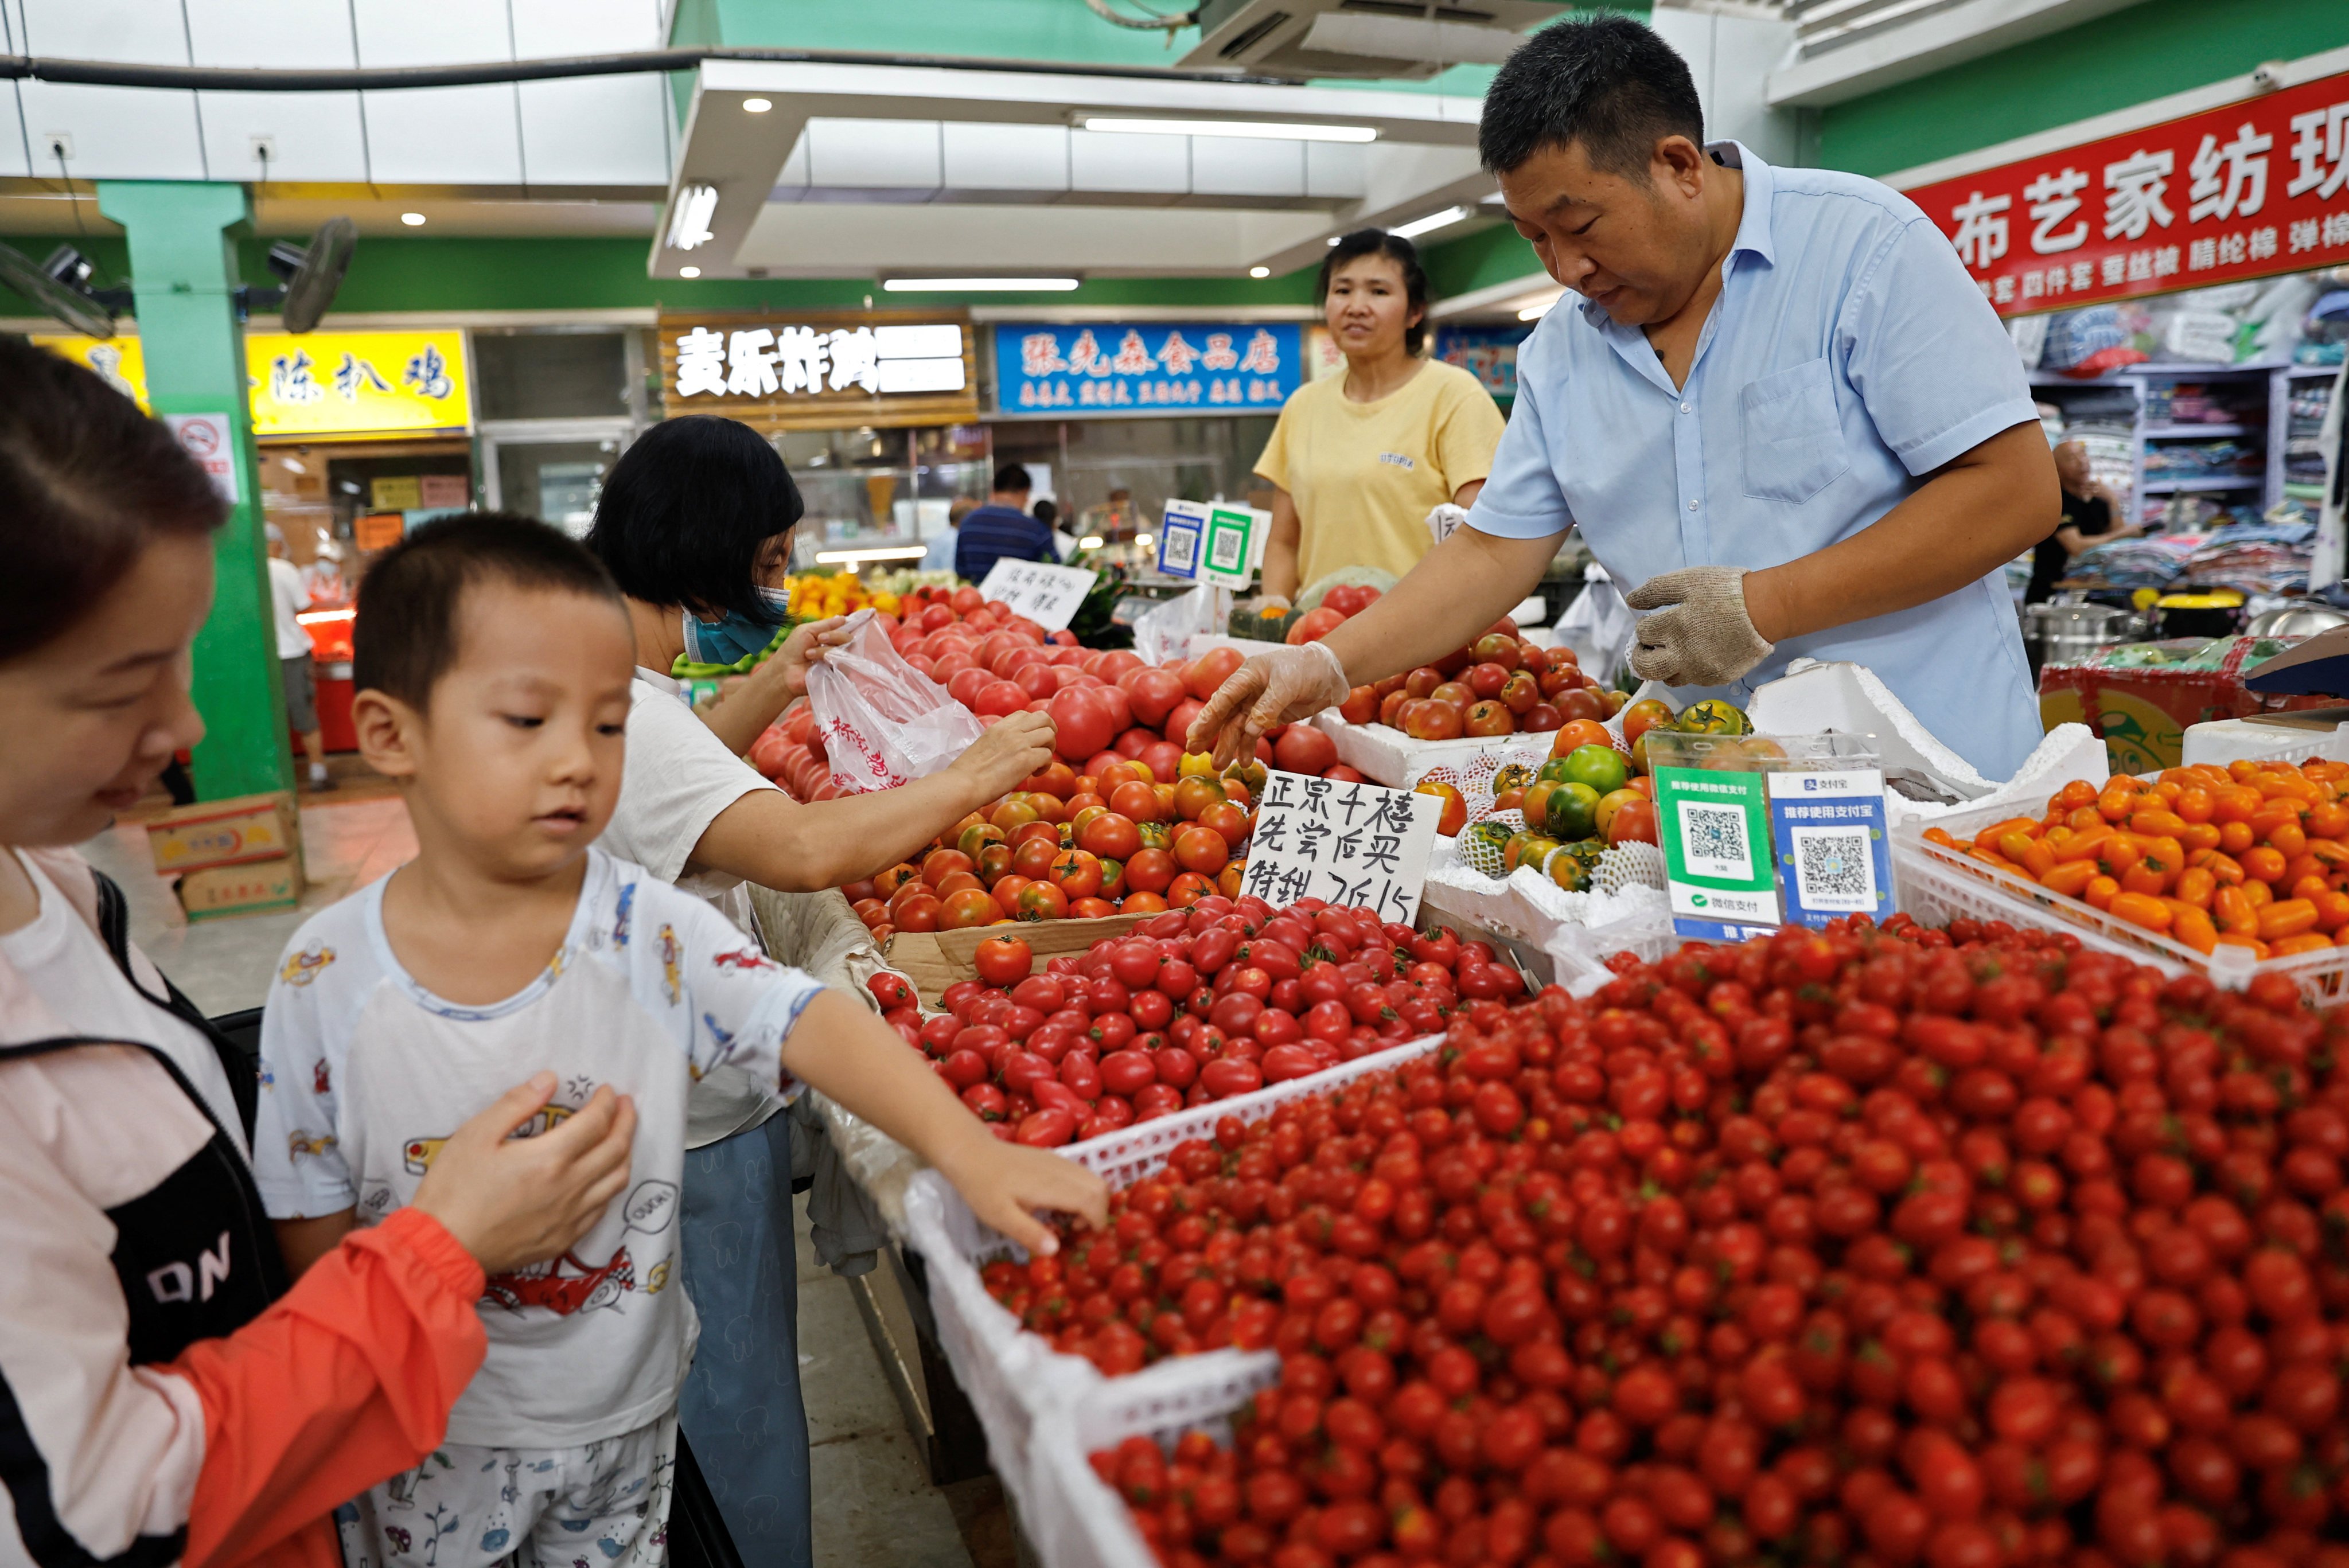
[2183,708,2349,769]
[1309,711,1556,790]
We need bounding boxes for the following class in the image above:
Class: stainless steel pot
[2021,601,2144,667]
[2246,602,2349,638]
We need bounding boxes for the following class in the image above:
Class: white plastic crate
[1891,799,2349,1006]
[1026,1354,1281,1568]
[899,1033,1446,1518]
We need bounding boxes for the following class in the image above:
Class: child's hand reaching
[932,1136,1109,1256]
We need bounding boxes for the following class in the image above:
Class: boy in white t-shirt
[251,514,1104,1567]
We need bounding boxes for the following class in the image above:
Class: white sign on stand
[1240,771,1445,923]
[165,413,240,505]
[976,558,1098,631]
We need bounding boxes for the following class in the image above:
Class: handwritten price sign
[1240,772,1444,924]
[976,559,1099,631]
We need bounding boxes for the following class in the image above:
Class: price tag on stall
[1655,767,1781,941]
[1240,771,1445,924]
[1766,769,1893,929]
[975,559,1100,632]
[1159,500,1207,579]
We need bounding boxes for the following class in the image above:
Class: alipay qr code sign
[1159,500,1207,579]
[1766,769,1892,928]
[975,559,1098,632]
[1239,772,1444,925]
[1654,767,1780,941]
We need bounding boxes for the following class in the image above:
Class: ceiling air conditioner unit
[1181,0,1575,80]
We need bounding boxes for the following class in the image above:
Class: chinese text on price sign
[994,322,1302,415]
[1240,773,1443,924]
[1907,65,2349,315]
[974,560,1098,632]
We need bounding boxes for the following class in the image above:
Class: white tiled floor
[81,795,418,1016]
[87,795,996,1567]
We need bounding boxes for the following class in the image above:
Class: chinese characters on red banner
[1908,69,2349,317]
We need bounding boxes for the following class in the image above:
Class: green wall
[1816,0,2349,178]
[1,233,1319,321]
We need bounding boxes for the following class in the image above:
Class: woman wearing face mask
[1255,229,1506,605]
[585,414,1055,1565]
[0,339,640,1567]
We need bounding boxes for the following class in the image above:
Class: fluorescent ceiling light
[399,212,426,226]
[1249,266,1271,278]
[1135,533,1153,546]
[1081,116,1377,143]
[1327,236,1341,247]
[742,97,772,113]
[666,183,718,251]
[1392,205,1468,240]
[816,545,929,565]
[1080,535,1105,549]
[1517,295,1560,321]
[882,277,1079,292]
[678,266,701,278]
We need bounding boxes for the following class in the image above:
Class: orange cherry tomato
[2129,809,2189,839]
[2067,805,2105,833]
[2241,845,2289,885]
[2169,906,2219,955]
[2041,860,2098,897]
[2307,800,2349,838]
[2213,886,2258,934]
[2057,779,2100,810]
[2314,890,2349,934]
[2179,822,2223,853]
[2212,786,2261,824]
[2173,866,2216,909]
[2085,875,2120,911]
[2108,891,2173,933]
[2175,786,2216,824]
[2258,898,2320,941]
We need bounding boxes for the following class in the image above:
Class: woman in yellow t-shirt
[1255,229,1507,603]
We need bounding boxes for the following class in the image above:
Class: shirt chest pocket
[1739,357,1849,505]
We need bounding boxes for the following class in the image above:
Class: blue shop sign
[1433,325,1529,400]
[994,322,1302,416]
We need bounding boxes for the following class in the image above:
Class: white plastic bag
[1555,562,1638,684]
[1133,583,1229,666]
[805,607,985,793]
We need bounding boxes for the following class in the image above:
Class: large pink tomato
[1050,685,1117,763]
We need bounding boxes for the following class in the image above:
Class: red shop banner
[1907,67,2349,318]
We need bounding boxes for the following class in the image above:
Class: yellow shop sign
[36,329,472,440]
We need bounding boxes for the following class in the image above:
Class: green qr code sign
[1206,517,1248,571]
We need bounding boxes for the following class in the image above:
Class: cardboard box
[885,912,1147,1006]
[177,856,302,922]
[146,791,299,876]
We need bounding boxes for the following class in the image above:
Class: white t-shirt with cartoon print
[251,847,825,1448]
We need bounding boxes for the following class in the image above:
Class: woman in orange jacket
[0,338,639,1567]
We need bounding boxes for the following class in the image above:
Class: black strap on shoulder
[88,869,261,1142]
[0,1361,186,1568]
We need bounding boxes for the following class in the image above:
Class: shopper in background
[0,336,638,1568]
[1033,496,1074,560]
[1254,229,1506,604]
[2025,439,2138,603]
[1191,14,2057,780]
[955,461,1056,583]
[267,522,334,791]
[583,414,1057,1564]
[922,493,977,572]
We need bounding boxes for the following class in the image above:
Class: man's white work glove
[1186,640,1350,770]
[1622,566,1774,687]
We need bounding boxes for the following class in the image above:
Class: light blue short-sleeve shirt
[1470,142,2043,779]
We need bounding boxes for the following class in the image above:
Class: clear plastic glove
[1622,566,1774,688]
[953,709,1058,797]
[1186,640,1349,769]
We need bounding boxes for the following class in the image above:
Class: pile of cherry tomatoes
[970,913,2349,1568]
[1335,621,1620,744]
[1926,758,2349,960]
[871,893,1528,1147]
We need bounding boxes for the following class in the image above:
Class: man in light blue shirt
[1187,14,2058,781]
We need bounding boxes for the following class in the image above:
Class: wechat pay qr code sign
[975,559,1098,632]
[1240,773,1444,925]
[1655,767,1779,941]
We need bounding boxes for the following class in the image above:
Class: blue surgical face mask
[681,586,793,668]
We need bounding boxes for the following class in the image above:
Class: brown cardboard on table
[146,791,301,875]
[178,857,303,922]
[885,912,1147,1006]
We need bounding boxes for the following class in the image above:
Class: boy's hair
[354,512,624,707]
[0,337,228,662]
[584,415,803,627]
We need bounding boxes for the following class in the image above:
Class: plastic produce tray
[1025,1353,1283,1568]
[898,1032,1444,1523]
[1891,796,2349,1006]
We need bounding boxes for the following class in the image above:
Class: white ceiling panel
[520,76,669,188]
[805,118,941,190]
[185,0,356,64]
[737,200,1330,275]
[1304,141,1368,200]
[20,0,186,63]
[350,0,510,67]
[1190,136,1307,199]
[1068,128,1187,196]
[511,0,661,54]
[940,122,1068,194]
[19,81,205,178]
[361,85,523,184]
[198,91,368,183]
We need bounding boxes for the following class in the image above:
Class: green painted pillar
[97,182,291,803]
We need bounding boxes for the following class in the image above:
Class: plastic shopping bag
[1556,562,1638,685]
[805,608,985,793]
[1133,583,1230,666]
